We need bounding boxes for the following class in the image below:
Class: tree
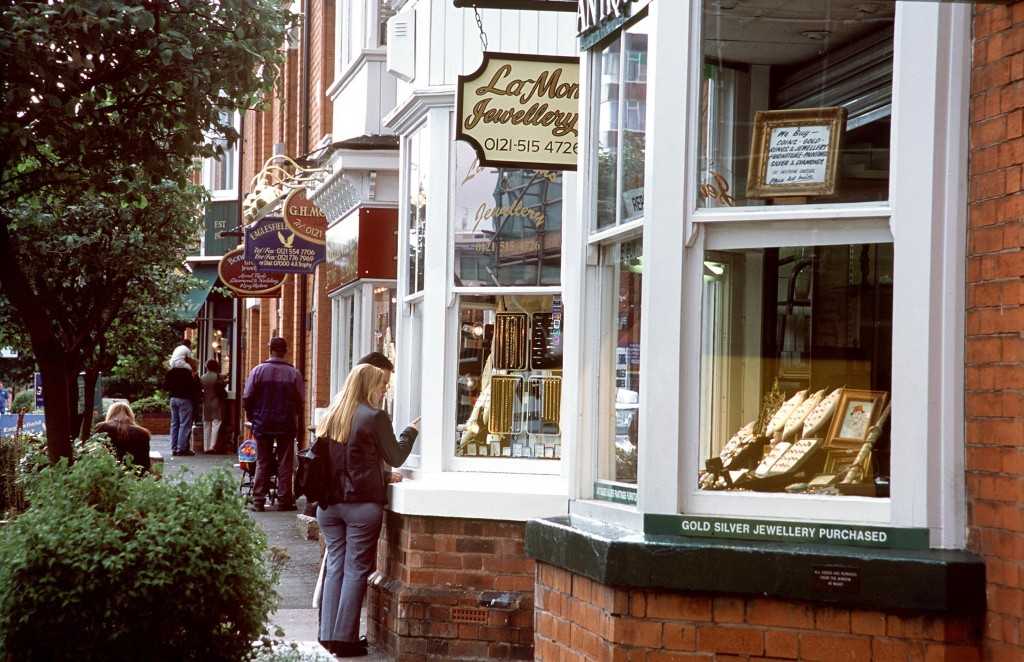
[0,0,295,460]
[0,175,205,454]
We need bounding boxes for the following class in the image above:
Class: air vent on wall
[386,8,415,83]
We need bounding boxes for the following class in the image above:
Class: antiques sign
[644,514,929,550]
[746,107,846,198]
[217,247,286,297]
[456,52,580,170]
[283,188,327,245]
[244,215,325,274]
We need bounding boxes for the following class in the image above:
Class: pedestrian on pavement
[242,336,304,512]
[164,356,200,456]
[302,351,397,518]
[168,338,198,372]
[200,359,227,453]
[312,363,419,658]
[0,382,9,416]
[95,402,151,473]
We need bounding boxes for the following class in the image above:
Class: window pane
[599,239,642,485]
[698,1,893,208]
[452,142,562,287]
[620,20,648,222]
[407,127,428,295]
[455,295,563,460]
[595,37,621,230]
[698,243,894,498]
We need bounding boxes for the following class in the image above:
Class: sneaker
[249,503,265,512]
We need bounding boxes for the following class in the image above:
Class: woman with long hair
[95,402,152,472]
[313,363,419,658]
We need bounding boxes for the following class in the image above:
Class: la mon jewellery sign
[456,52,580,171]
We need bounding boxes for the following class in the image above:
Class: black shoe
[249,503,265,512]
[331,641,368,657]
[276,502,297,512]
[180,449,196,456]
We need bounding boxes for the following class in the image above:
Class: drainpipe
[234,111,247,447]
[297,0,312,447]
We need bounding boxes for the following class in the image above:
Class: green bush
[129,390,170,415]
[0,435,33,517]
[11,390,34,413]
[0,451,282,662]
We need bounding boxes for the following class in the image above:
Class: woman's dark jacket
[95,422,152,471]
[313,403,416,505]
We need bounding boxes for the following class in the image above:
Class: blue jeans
[169,397,194,453]
[317,502,384,643]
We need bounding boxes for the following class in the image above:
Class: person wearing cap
[242,337,305,512]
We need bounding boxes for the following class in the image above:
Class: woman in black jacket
[312,363,419,657]
[95,403,151,473]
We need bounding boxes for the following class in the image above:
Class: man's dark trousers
[254,434,295,507]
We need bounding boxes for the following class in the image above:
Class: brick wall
[967,4,1024,661]
[314,266,332,407]
[367,512,535,661]
[534,564,981,662]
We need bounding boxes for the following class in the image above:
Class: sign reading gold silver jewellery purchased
[456,52,580,170]
[217,247,286,298]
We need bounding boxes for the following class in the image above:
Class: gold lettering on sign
[699,171,736,207]
[474,201,546,230]
[464,64,579,138]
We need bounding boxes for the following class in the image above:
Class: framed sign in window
[746,107,847,198]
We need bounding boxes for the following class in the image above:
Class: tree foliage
[0,0,296,459]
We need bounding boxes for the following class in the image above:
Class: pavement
[152,435,391,661]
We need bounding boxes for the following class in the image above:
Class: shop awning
[176,264,219,322]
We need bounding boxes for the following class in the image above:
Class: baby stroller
[237,437,278,506]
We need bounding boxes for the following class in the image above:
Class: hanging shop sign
[746,107,847,199]
[242,154,330,223]
[644,514,929,551]
[217,247,286,298]
[244,215,325,274]
[283,189,327,245]
[456,52,580,171]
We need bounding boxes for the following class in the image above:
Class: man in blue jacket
[243,336,305,512]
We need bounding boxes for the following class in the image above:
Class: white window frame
[573,1,969,549]
[590,12,650,232]
[445,116,567,476]
[203,111,240,201]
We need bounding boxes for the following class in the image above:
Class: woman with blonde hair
[95,402,152,472]
[312,363,419,657]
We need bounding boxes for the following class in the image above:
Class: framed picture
[825,389,888,447]
[746,107,847,198]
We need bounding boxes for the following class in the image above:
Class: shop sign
[244,215,325,274]
[746,107,846,199]
[456,52,580,171]
[33,372,43,409]
[577,0,649,49]
[283,189,327,245]
[202,200,240,257]
[594,481,637,506]
[644,514,929,551]
[217,247,286,298]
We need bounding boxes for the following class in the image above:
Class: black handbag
[295,440,329,504]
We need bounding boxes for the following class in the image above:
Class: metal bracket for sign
[455,51,580,171]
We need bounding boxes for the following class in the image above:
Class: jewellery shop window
[698,242,893,498]
[698,0,892,209]
[455,295,564,460]
[596,238,642,493]
[407,125,428,296]
[594,15,649,230]
[452,141,562,288]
